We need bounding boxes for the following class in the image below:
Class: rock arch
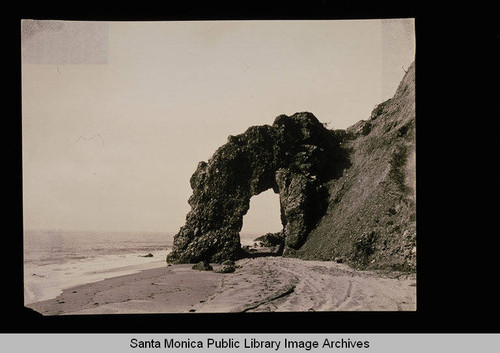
[167,112,348,264]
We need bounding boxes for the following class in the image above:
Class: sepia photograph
[22,19,416,315]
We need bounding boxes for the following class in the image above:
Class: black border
[8,1,499,334]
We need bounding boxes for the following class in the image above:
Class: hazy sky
[22,19,415,234]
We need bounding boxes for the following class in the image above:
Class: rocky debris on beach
[191,261,213,271]
[214,264,236,273]
[167,61,416,272]
[253,231,285,255]
[140,253,154,258]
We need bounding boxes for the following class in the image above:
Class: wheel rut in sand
[196,257,416,312]
[241,285,296,312]
[335,280,353,309]
[195,257,300,313]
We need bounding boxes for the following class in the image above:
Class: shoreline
[26,256,416,315]
[24,251,169,305]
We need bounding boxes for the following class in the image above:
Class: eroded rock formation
[168,61,416,271]
[166,112,348,264]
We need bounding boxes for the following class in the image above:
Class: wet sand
[27,257,416,315]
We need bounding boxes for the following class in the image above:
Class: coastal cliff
[168,61,416,271]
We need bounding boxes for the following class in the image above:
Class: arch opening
[166,112,343,264]
[240,189,283,247]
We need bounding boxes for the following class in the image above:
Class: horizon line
[23,228,267,236]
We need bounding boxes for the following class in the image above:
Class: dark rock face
[168,61,416,272]
[167,112,348,264]
[291,61,416,271]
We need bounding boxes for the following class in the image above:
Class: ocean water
[24,230,172,305]
[239,233,260,247]
[24,230,261,305]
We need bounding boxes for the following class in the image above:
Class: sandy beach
[27,257,416,315]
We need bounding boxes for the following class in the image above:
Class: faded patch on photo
[21,20,108,65]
